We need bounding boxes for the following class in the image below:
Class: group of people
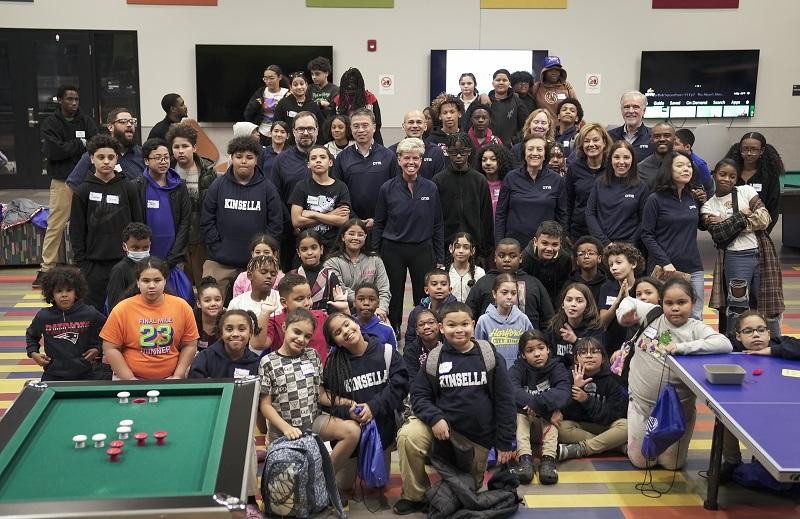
[26,53,793,517]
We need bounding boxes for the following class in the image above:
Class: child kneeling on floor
[555,337,628,461]
[393,302,516,515]
[509,330,571,485]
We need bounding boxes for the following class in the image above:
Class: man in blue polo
[331,108,400,232]
[66,108,144,190]
[389,110,446,180]
[608,91,653,163]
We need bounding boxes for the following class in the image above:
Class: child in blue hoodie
[509,330,571,485]
[404,269,457,345]
[137,138,191,268]
[26,267,106,381]
[352,281,397,350]
[475,273,533,366]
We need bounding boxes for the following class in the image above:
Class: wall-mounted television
[639,50,760,119]
[430,49,549,103]
[195,45,333,122]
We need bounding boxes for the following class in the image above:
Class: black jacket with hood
[562,366,627,425]
[508,356,571,418]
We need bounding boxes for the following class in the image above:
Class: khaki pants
[627,399,697,470]
[396,417,489,501]
[185,242,207,287]
[41,179,72,271]
[557,418,628,455]
[516,413,557,458]
[202,259,239,304]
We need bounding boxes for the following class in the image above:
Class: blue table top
[668,353,800,475]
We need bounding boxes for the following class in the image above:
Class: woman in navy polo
[641,151,707,320]
[586,140,649,247]
[495,135,567,247]
[373,137,444,332]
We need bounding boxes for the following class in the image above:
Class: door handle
[27,107,38,128]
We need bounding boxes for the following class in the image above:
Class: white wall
[3,0,800,167]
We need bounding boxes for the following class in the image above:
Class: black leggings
[382,239,435,331]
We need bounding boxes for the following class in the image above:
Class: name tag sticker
[643,326,658,340]
[563,140,570,147]
[75,130,86,138]
[439,361,453,374]
[89,191,102,202]
[147,200,159,209]
[301,362,316,376]
[106,195,120,204]
[556,93,567,100]
[233,368,251,379]
[605,295,617,306]
[753,183,763,192]
[782,368,800,378]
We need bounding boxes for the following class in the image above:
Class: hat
[233,122,258,139]
[160,93,181,114]
[542,56,563,69]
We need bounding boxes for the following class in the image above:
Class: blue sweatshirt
[357,314,398,350]
[495,167,567,246]
[325,335,409,449]
[270,145,309,201]
[372,175,444,264]
[508,357,571,418]
[330,142,400,220]
[566,157,605,239]
[200,166,284,268]
[411,340,517,450]
[475,304,533,367]
[585,176,650,246]
[143,168,180,260]
[640,187,703,273]
[607,124,653,163]
[388,141,446,180]
[404,293,458,346]
[188,339,260,379]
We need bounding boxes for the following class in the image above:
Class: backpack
[425,339,496,398]
[261,432,345,519]
[617,307,663,385]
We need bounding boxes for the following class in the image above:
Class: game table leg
[704,417,725,510]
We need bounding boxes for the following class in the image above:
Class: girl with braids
[322,312,410,492]
[447,232,485,302]
[228,255,282,340]
[232,233,284,298]
[194,276,224,351]
[334,67,383,143]
[724,131,785,234]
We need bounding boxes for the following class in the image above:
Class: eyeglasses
[577,348,603,356]
[114,118,138,126]
[447,148,468,156]
[576,251,598,258]
[294,127,316,134]
[738,326,768,335]
[741,147,762,155]
[147,155,170,163]
[416,319,438,328]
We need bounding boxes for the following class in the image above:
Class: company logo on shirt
[439,371,488,388]
[688,205,697,210]
[542,186,552,190]
[424,157,432,162]
[624,194,635,199]
[224,199,261,211]
[372,161,383,166]
[420,196,430,201]
[53,331,80,344]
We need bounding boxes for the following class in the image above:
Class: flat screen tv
[639,50,760,119]
[430,49,549,103]
[195,45,333,122]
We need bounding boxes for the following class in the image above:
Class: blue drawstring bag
[358,420,388,488]
[166,267,195,308]
[641,384,686,460]
[734,458,796,492]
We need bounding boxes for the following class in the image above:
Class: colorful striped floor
[2,253,800,516]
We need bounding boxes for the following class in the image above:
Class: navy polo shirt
[495,167,567,246]
[640,188,703,273]
[331,142,400,220]
[270,146,310,202]
[373,175,444,264]
[608,124,653,163]
[585,176,650,246]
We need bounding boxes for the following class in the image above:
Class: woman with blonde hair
[565,123,612,240]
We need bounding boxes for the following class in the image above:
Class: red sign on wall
[653,0,738,7]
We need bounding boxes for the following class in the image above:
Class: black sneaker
[538,455,559,485]
[32,270,45,289]
[392,498,425,515]
[557,443,585,461]
[511,454,534,484]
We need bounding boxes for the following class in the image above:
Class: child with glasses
[568,235,607,305]
[555,337,628,461]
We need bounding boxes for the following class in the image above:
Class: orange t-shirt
[101,294,199,380]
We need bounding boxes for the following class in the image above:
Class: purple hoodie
[144,167,181,259]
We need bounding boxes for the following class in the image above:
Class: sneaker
[32,270,45,289]
[538,455,559,485]
[392,498,426,515]
[557,443,585,461]
[511,454,534,484]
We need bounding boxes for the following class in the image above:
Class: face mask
[127,250,150,262]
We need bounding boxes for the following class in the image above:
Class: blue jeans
[723,248,760,334]
[690,271,705,321]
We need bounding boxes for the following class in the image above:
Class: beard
[113,129,135,149]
